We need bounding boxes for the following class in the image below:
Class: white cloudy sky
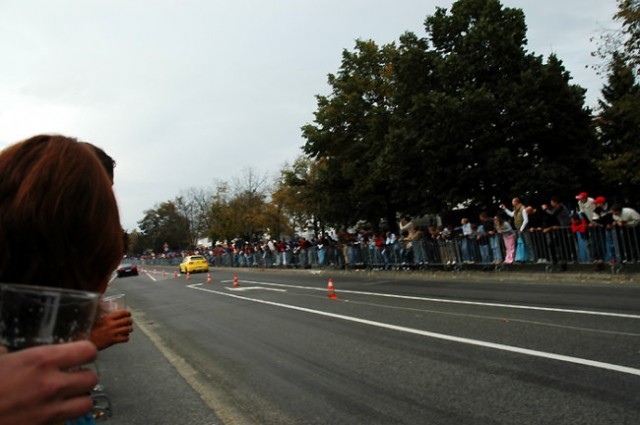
[0,0,619,231]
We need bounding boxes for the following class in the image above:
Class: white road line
[187,283,640,377]
[144,272,157,282]
[225,286,287,292]
[237,280,640,320]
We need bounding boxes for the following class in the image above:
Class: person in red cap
[575,192,596,223]
[591,196,612,228]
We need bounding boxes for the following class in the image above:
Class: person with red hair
[0,135,131,424]
[0,134,123,292]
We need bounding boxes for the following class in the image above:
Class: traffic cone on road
[173,271,178,279]
[207,273,213,284]
[153,268,157,276]
[327,278,337,299]
[233,274,240,287]
[187,271,191,281]
[162,270,166,278]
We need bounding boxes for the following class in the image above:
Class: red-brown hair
[0,135,123,292]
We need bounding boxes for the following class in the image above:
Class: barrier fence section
[134,226,639,273]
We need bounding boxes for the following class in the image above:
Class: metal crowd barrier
[133,226,639,274]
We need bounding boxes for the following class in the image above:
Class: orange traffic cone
[153,268,157,275]
[207,273,213,284]
[162,270,166,277]
[233,274,239,287]
[173,271,178,279]
[187,271,191,281]
[327,278,337,299]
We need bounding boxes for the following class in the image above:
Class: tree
[207,181,235,242]
[230,167,272,240]
[615,0,640,73]
[302,39,401,230]
[410,0,596,207]
[125,229,143,257]
[302,0,597,229]
[207,173,275,242]
[591,0,640,201]
[137,201,190,253]
[272,156,320,235]
[596,53,640,199]
[175,187,212,248]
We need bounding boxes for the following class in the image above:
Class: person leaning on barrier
[541,196,572,269]
[575,192,596,223]
[475,215,492,269]
[611,204,640,227]
[0,134,130,423]
[501,198,530,263]
[588,197,614,269]
[525,206,546,262]
[500,198,529,234]
[541,196,571,228]
[478,211,501,265]
[591,197,612,227]
[494,215,516,264]
[571,213,591,262]
[610,203,640,263]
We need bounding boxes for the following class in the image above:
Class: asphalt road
[100,267,640,424]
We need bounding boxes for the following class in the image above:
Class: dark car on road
[116,262,138,278]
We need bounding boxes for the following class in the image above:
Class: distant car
[179,255,209,274]
[116,262,138,278]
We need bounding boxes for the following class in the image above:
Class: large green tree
[301,0,596,229]
[401,0,596,209]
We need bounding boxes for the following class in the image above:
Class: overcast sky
[0,0,619,231]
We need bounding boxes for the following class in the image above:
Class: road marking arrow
[225,286,287,292]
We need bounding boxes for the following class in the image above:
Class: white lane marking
[145,272,157,282]
[237,280,640,320]
[187,283,640,377]
[225,286,287,292]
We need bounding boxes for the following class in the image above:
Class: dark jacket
[544,203,571,227]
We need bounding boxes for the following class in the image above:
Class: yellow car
[179,255,209,274]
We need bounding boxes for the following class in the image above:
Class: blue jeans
[490,235,502,262]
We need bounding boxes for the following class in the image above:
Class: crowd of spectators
[138,192,640,272]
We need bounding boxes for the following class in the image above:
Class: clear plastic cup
[0,283,100,352]
[100,293,126,315]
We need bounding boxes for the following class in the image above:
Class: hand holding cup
[91,294,133,350]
